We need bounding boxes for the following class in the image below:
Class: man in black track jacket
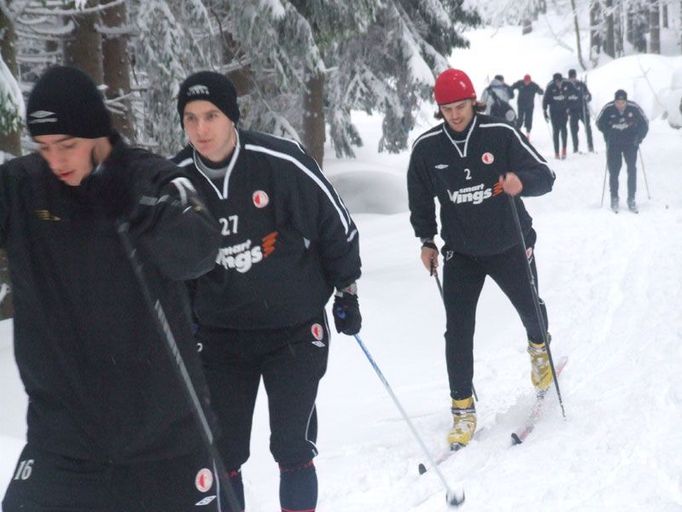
[1,66,222,512]
[566,68,595,153]
[408,68,555,451]
[596,89,649,212]
[172,71,362,512]
[543,72,577,159]
[511,74,543,139]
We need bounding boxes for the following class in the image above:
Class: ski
[511,356,568,445]
[418,427,486,475]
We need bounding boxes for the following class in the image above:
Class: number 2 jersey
[172,129,361,330]
[407,114,555,256]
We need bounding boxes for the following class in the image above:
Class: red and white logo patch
[195,468,213,493]
[311,323,324,341]
[481,152,495,165]
[252,190,269,208]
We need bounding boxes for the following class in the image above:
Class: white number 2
[13,459,34,481]
[219,215,239,236]
[464,168,472,180]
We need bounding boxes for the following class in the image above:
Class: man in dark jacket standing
[596,89,649,213]
[543,72,576,159]
[407,69,555,451]
[1,66,223,511]
[173,71,362,512]
[566,69,594,153]
[511,74,543,139]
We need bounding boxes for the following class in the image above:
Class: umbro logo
[187,84,210,96]
[195,495,217,506]
[28,110,57,124]
[434,164,449,170]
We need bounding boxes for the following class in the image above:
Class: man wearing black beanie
[173,70,363,512]
[1,65,224,511]
[596,89,649,212]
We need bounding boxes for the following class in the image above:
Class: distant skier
[407,68,556,450]
[566,69,594,153]
[511,74,544,139]
[543,72,576,159]
[480,74,517,123]
[596,89,649,213]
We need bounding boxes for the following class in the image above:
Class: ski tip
[418,463,427,475]
[446,490,466,508]
[511,432,523,445]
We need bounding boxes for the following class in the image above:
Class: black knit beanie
[26,65,112,139]
[177,71,240,127]
[614,89,628,101]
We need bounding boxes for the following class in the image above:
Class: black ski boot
[610,196,619,213]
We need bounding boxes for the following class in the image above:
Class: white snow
[2,20,682,512]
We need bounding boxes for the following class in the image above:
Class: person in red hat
[511,74,544,139]
[407,68,556,450]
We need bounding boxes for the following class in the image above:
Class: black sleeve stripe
[244,143,353,234]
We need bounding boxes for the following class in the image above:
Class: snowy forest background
[0,0,682,315]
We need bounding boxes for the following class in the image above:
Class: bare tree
[604,0,616,57]
[570,0,587,70]
[590,0,602,64]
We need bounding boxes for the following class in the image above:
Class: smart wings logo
[215,231,278,272]
[447,182,503,205]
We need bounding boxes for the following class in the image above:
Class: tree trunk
[662,2,668,28]
[570,0,586,70]
[615,1,624,56]
[0,4,21,158]
[101,0,135,141]
[590,0,601,64]
[649,0,660,53]
[522,17,533,35]
[604,0,616,57]
[64,2,103,84]
[302,72,325,169]
[0,2,15,317]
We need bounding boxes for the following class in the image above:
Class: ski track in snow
[2,25,682,512]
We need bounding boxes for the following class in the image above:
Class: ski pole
[117,222,242,512]
[638,146,651,199]
[506,195,566,418]
[352,333,465,508]
[430,261,479,403]
[600,141,608,207]
[600,160,608,208]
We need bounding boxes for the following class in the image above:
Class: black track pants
[197,314,329,470]
[442,232,548,400]
[569,109,594,152]
[517,105,534,132]
[550,111,568,154]
[607,144,638,200]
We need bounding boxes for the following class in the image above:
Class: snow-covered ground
[2,23,682,512]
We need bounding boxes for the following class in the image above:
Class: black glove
[333,292,362,335]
